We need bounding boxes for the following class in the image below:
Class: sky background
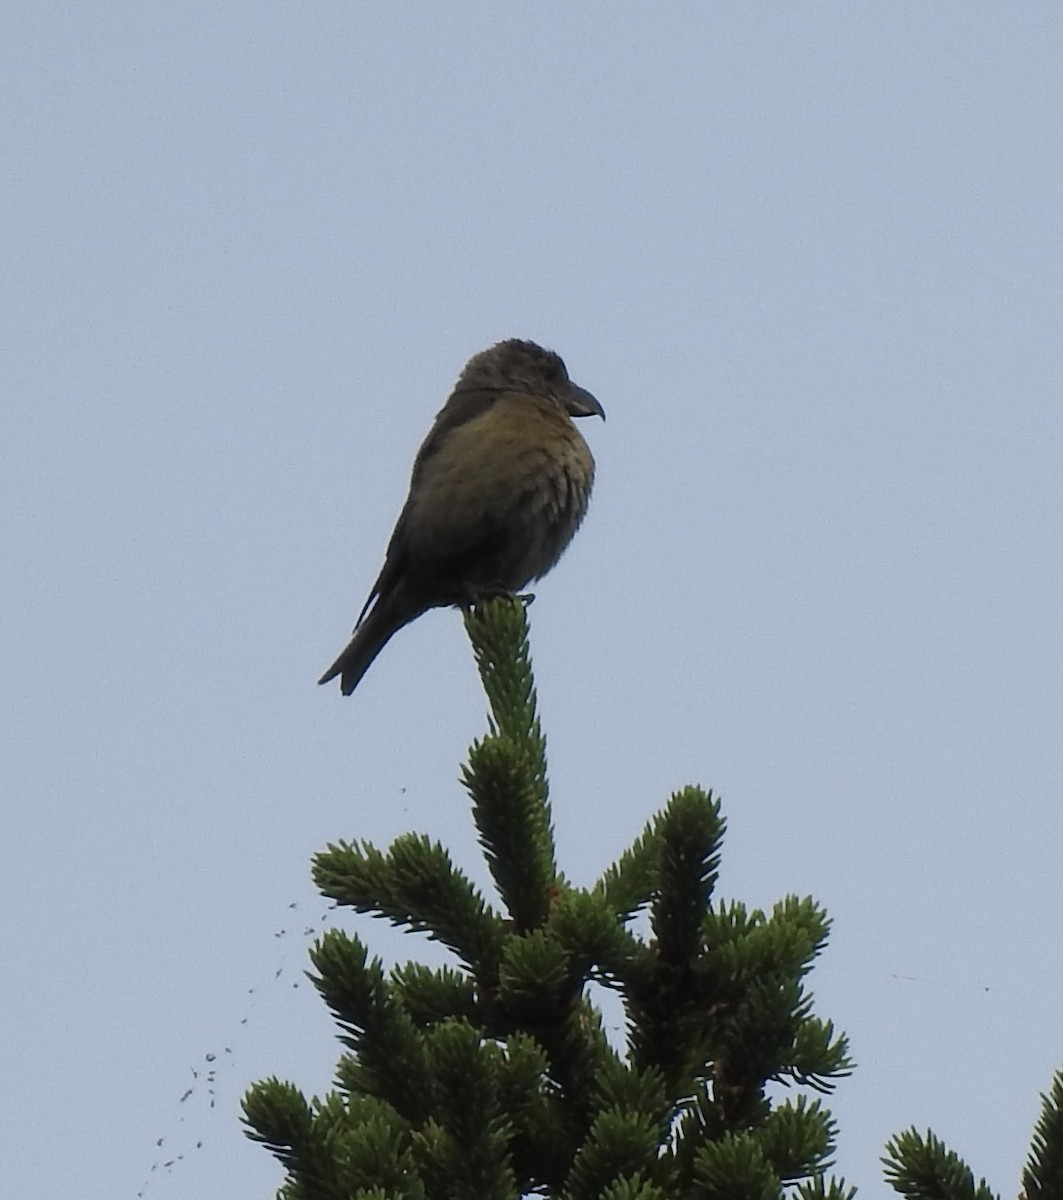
[3,5,1061,1197]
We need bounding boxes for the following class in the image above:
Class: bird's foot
[457,585,534,613]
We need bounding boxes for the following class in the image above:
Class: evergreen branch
[673,1093,837,1195]
[413,1021,518,1200]
[1024,1068,1063,1200]
[784,1017,854,1092]
[550,887,650,984]
[650,787,724,963]
[616,797,727,1099]
[497,1033,578,1190]
[463,734,557,931]
[593,1179,672,1200]
[795,1177,858,1200]
[563,1107,672,1200]
[592,1061,671,1131]
[242,1078,315,1175]
[536,999,625,1127]
[391,962,478,1028]
[594,821,661,919]
[882,1129,998,1200]
[769,896,833,971]
[692,1131,783,1200]
[756,1095,838,1180]
[714,975,808,1096]
[242,1083,421,1200]
[308,931,431,1122]
[462,597,559,930]
[496,927,578,1024]
[248,562,881,1198]
[463,596,544,750]
[313,834,503,978]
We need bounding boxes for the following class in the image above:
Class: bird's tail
[317,594,421,695]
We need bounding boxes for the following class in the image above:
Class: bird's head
[457,338,605,420]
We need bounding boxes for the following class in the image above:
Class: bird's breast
[402,395,595,590]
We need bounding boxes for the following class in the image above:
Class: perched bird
[319,338,604,695]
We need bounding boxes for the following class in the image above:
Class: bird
[318,338,604,695]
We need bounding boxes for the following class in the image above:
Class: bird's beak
[566,384,606,421]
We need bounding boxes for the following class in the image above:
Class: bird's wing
[408,387,501,489]
[344,396,495,631]
[351,388,532,629]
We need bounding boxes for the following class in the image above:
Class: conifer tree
[243,597,1063,1200]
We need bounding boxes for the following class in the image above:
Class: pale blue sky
[3,5,1061,1197]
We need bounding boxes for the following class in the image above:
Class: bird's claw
[458,588,535,613]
